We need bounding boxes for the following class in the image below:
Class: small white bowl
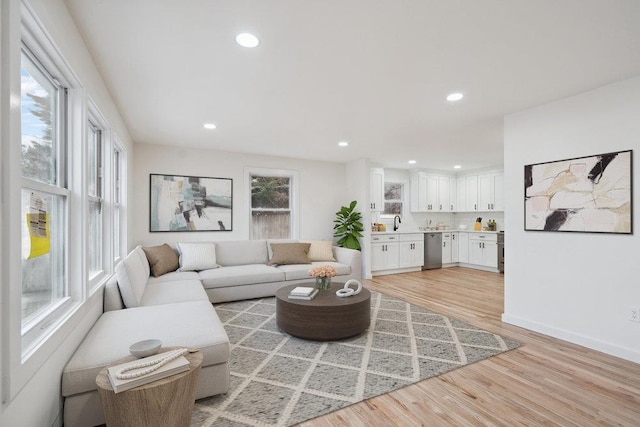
[458,224,468,230]
[129,339,162,358]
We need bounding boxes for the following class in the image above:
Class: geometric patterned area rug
[191,290,520,426]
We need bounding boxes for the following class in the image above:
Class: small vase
[315,276,331,290]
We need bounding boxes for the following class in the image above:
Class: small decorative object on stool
[308,265,337,290]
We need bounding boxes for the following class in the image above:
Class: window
[20,46,71,352]
[87,121,103,280]
[248,169,298,239]
[383,182,403,216]
[113,146,123,264]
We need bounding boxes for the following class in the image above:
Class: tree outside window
[250,175,292,239]
[383,183,403,216]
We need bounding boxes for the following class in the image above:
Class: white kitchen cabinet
[437,177,452,212]
[468,233,498,268]
[370,168,384,211]
[398,233,424,268]
[478,172,504,211]
[458,232,469,263]
[451,232,459,263]
[456,177,467,211]
[466,175,479,212]
[371,234,399,271]
[426,175,439,211]
[441,232,452,264]
[448,178,457,212]
[411,172,454,212]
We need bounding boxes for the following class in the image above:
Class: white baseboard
[501,313,640,364]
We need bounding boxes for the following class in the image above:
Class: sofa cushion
[142,244,180,277]
[146,271,200,284]
[267,243,311,266]
[276,261,352,281]
[115,246,150,308]
[215,240,269,266]
[299,240,337,262]
[177,242,218,271]
[62,301,229,397]
[199,264,285,289]
[267,239,298,259]
[140,279,209,306]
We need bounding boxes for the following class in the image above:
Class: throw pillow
[299,240,336,262]
[177,242,219,271]
[115,246,149,308]
[267,242,311,265]
[142,244,180,277]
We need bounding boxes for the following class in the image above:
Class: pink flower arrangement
[308,265,337,278]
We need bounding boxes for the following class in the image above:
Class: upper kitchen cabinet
[410,172,453,212]
[370,168,384,211]
[478,172,504,211]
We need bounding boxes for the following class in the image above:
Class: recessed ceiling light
[453,165,462,169]
[338,141,349,147]
[236,33,260,48]
[203,123,217,130]
[408,160,416,164]
[446,92,464,102]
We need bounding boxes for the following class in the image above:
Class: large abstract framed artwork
[524,150,632,233]
[150,174,232,232]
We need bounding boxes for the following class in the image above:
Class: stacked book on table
[288,286,318,300]
[107,352,190,393]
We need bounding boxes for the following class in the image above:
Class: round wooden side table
[276,282,371,341]
[95,347,202,427]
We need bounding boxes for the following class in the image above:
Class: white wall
[0,1,134,426]
[132,143,349,248]
[503,76,640,363]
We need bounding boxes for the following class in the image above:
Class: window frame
[381,181,405,218]
[246,167,299,240]
[19,41,74,357]
[87,100,109,289]
[1,4,128,402]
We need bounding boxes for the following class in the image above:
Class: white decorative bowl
[129,339,162,358]
[458,224,468,230]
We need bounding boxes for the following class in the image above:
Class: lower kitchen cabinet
[371,234,399,271]
[441,232,452,264]
[458,232,469,263]
[399,234,424,268]
[451,232,459,263]
[468,233,498,268]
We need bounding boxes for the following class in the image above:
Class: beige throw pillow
[142,244,180,277]
[300,240,336,262]
[267,243,311,265]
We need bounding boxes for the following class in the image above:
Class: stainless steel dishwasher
[422,232,443,270]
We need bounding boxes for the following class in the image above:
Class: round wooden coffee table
[276,282,371,341]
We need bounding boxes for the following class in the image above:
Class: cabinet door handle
[451,204,453,211]
[474,204,477,210]
[440,205,442,210]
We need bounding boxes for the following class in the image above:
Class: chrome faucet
[393,215,401,231]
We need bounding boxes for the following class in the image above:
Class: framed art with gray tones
[149,174,232,232]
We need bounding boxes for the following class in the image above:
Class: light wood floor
[299,267,640,427]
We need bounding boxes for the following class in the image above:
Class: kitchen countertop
[371,229,502,235]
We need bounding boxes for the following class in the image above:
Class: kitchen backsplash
[376,211,504,232]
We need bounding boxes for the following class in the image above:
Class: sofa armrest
[103,274,125,312]
[333,246,362,279]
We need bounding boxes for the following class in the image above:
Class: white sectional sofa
[62,239,361,427]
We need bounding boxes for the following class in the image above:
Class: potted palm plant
[333,200,364,251]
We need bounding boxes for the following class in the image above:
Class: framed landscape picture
[149,174,232,232]
[524,150,632,233]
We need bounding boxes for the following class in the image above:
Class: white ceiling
[64,0,640,171]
